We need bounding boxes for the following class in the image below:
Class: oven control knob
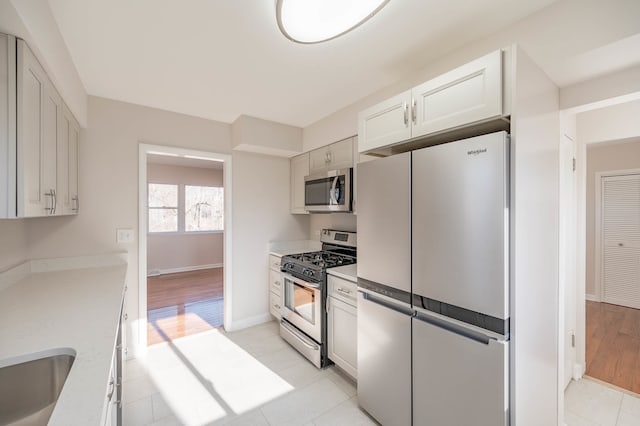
[303,268,313,277]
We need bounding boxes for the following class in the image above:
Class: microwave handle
[330,176,340,205]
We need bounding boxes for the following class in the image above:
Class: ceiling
[46,0,639,128]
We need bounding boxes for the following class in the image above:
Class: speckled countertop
[0,254,127,426]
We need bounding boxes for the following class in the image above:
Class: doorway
[587,167,640,392]
[138,144,232,354]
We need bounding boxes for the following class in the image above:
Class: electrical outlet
[116,228,134,243]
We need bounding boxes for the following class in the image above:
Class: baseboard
[585,293,600,302]
[225,313,272,332]
[147,263,222,276]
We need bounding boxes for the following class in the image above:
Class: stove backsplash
[310,214,356,241]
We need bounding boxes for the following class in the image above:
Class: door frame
[138,143,233,356]
[594,168,640,302]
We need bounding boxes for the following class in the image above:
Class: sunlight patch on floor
[142,328,295,425]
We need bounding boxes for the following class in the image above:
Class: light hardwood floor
[147,268,223,346]
[586,301,640,394]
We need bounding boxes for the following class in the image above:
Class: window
[185,186,224,232]
[148,183,178,232]
[148,183,223,233]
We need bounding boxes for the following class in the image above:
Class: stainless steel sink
[0,348,76,426]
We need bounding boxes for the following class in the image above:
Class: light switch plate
[116,228,134,243]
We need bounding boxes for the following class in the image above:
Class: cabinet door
[326,137,353,170]
[352,136,377,214]
[17,40,61,217]
[269,291,283,320]
[309,145,330,174]
[269,269,283,296]
[58,104,80,215]
[357,90,412,153]
[412,49,503,138]
[290,153,309,214]
[327,296,357,378]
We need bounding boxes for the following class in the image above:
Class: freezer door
[357,152,411,293]
[357,290,412,426]
[412,131,509,320]
[413,312,509,426]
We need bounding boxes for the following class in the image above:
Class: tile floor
[565,377,640,426]
[123,320,377,426]
[125,319,640,426]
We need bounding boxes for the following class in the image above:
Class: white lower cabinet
[327,274,357,378]
[269,255,283,320]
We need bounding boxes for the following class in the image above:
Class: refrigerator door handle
[414,310,493,345]
[359,289,414,317]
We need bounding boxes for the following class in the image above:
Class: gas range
[279,229,356,369]
[281,250,356,283]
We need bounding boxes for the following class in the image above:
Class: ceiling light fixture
[276,0,391,44]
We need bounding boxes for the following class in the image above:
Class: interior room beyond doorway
[145,152,226,346]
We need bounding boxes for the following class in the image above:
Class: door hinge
[571,333,576,348]
[572,157,576,172]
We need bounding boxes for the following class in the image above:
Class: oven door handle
[283,273,320,289]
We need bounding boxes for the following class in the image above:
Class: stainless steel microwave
[304,168,352,213]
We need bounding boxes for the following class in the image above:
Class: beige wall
[309,214,357,240]
[0,220,28,270]
[147,163,224,272]
[13,95,309,354]
[585,139,640,297]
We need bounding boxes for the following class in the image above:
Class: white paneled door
[601,174,640,309]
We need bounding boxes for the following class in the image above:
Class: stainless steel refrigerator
[357,131,510,426]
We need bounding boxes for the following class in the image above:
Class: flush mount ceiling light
[276,0,391,44]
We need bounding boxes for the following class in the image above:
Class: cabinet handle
[44,189,55,214]
[403,102,408,126]
[52,189,57,215]
[274,304,281,310]
[337,287,352,295]
[274,280,281,286]
[412,98,417,124]
[72,195,79,212]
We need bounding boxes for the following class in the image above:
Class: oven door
[304,168,352,213]
[282,273,322,342]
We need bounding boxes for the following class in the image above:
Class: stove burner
[287,251,355,268]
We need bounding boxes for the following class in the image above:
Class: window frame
[147,182,224,235]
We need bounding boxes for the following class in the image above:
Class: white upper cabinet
[0,36,80,218]
[59,104,80,215]
[309,137,353,174]
[358,49,506,153]
[290,152,309,214]
[358,90,412,154]
[17,39,62,217]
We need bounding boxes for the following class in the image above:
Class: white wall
[147,163,224,273]
[584,139,640,298]
[577,100,640,144]
[231,151,309,327]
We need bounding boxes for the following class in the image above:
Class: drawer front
[269,291,282,320]
[269,254,282,271]
[328,275,357,305]
[269,269,283,296]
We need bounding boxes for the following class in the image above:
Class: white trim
[594,168,640,304]
[138,144,233,358]
[147,263,223,276]
[585,293,600,302]
[225,313,273,332]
